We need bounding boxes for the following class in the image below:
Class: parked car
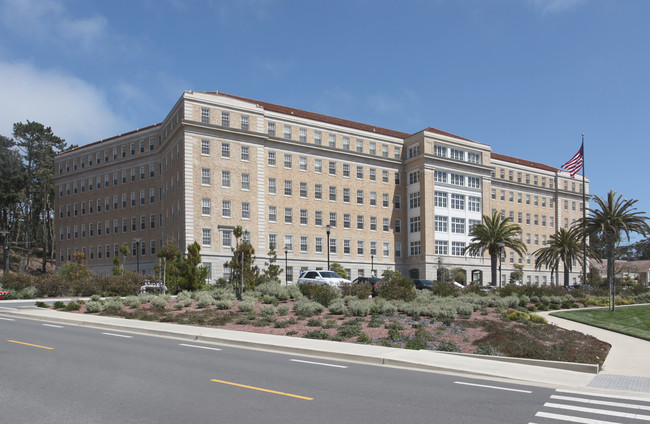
[413,279,434,290]
[480,285,498,292]
[566,284,594,291]
[297,270,351,287]
[351,277,383,296]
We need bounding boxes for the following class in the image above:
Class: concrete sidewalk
[538,309,650,393]
[1,305,649,395]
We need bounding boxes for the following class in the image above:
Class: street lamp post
[134,238,141,274]
[0,230,8,273]
[371,254,374,277]
[325,225,331,270]
[284,248,288,286]
[498,244,503,288]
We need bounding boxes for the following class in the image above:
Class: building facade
[53,91,588,285]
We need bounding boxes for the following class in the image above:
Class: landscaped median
[551,304,650,341]
[23,283,616,368]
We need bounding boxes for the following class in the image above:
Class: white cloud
[529,0,587,14]
[0,61,129,146]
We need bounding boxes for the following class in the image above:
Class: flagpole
[581,134,587,291]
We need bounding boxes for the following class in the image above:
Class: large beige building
[53,91,588,285]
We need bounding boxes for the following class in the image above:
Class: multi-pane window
[300,236,308,252]
[283,125,291,140]
[451,193,465,210]
[467,176,480,188]
[356,190,363,205]
[299,128,307,142]
[221,171,230,188]
[314,131,322,145]
[408,171,420,184]
[370,216,377,231]
[300,209,308,225]
[222,230,232,247]
[357,240,364,255]
[222,200,231,217]
[314,159,322,173]
[342,164,350,177]
[329,238,337,254]
[395,219,401,233]
[329,134,336,148]
[284,208,292,224]
[221,143,230,158]
[330,212,337,227]
[315,237,323,253]
[314,184,322,200]
[356,166,363,179]
[383,218,390,232]
[435,240,448,255]
[221,111,230,127]
[284,154,292,168]
[434,145,447,157]
[468,152,481,164]
[356,139,363,153]
[382,193,389,207]
[299,156,307,171]
[468,196,481,212]
[268,206,277,222]
[343,214,350,229]
[201,168,210,185]
[241,146,249,161]
[357,215,364,230]
[268,178,276,194]
[242,202,250,219]
[450,149,464,161]
[394,195,401,209]
[469,219,481,232]
[450,173,464,186]
[267,151,276,166]
[407,145,420,158]
[343,239,351,254]
[315,211,323,226]
[435,216,448,232]
[369,168,376,181]
[409,216,421,233]
[201,107,210,123]
[435,191,448,208]
[395,172,401,185]
[202,229,212,246]
[410,241,421,256]
[300,182,307,198]
[343,188,350,203]
[241,174,250,190]
[268,122,276,136]
[451,218,465,234]
[451,241,465,256]
[409,192,420,209]
[370,192,376,206]
[434,170,446,183]
[241,115,249,130]
[369,142,376,155]
[329,186,336,201]
[284,180,292,196]
[343,137,350,150]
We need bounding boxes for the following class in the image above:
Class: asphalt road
[2,310,649,423]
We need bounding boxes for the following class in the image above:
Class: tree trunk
[491,253,498,286]
[606,243,616,311]
[564,262,570,287]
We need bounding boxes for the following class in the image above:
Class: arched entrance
[471,269,483,285]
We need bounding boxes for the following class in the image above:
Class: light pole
[325,225,331,270]
[0,230,8,273]
[134,238,141,274]
[498,243,503,288]
[284,248,288,285]
[371,254,374,277]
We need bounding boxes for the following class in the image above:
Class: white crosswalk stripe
[530,389,650,424]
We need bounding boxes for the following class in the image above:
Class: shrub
[473,343,500,356]
[260,304,276,317]
[385,321,404,331]
[35,301,49,308]
[339,282,373,299]
[405,327,429,350]
[323,319,338,329]
[196,294,216,308]
[237,300,257,313]
[311,285,341,307]
[505,309,530,321]
[529,314,547,324]
[436,340,461,352]
[151,296,169,309]
[85,300,103,313]
[328,299,347,315]
[357,333,371,344]
[431,281,459,298]
[104,298,124,312]
[377,272,416,301]
[262,295,278,305]
[276,305,290,316]
[215,299,235,310]
[64,301,81,311]
[90,294,101,302]
[348,300,372,316]
[307,318,323,327]
[337,322,363,339]
[303,330,330,340]
[293,299,325,317]
[52,301,65,309]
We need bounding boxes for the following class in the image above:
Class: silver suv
[297,270,351,287]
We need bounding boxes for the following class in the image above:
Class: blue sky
[1,0,649,232]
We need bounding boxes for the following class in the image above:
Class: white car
[297,270,350,287]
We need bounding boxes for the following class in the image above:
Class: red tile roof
[58,123,162,155]
[490,152,558,172]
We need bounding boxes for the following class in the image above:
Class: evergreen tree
[175,241,208,292]
[262,242,282,284]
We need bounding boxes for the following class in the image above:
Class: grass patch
[552,305,650,341]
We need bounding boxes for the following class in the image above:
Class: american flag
[562,142,584,177]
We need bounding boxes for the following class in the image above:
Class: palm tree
[534,227,587,288]
[464,211,527,287]
[579,190,650,311]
